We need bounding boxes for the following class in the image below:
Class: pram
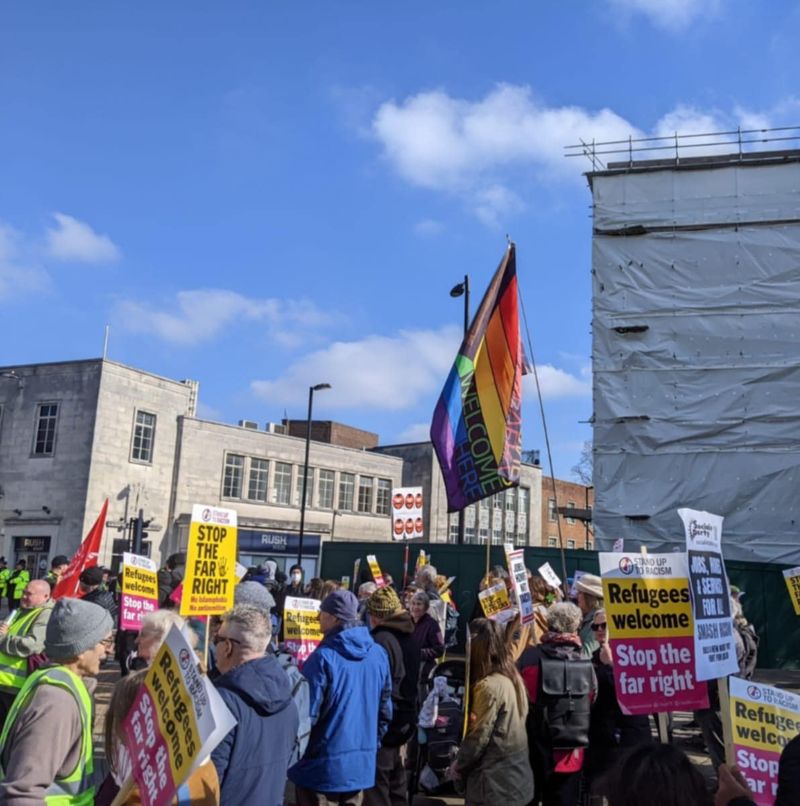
[410,658,467,795]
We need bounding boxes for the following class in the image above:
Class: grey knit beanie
[234,581,276,614]
[45,598,114,661]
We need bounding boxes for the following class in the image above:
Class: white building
[0,357,544,576]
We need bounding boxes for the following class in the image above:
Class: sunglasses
[590,622,607,631]
[212,633,242,647]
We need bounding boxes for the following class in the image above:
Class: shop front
[237,528,322,580]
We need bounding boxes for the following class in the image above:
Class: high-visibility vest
[0,569,9,597]
[0,666,94,805]
[0,607,46,691]
[10,570,29,600]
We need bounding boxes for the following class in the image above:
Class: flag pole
[519,285,569,591]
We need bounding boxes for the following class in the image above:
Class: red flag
[52,499,108,599]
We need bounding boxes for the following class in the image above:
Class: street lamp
[298,383,331,565]
[450,276,470,545]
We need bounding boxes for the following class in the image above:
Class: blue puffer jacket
[288,623,392,793]
[212,654,299,806]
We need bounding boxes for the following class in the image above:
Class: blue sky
[1,1,798,478]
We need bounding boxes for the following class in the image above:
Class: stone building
[376,441,543,546]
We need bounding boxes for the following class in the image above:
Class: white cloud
[116,288,338,347]
[45,212,120,263]
[251,324,590,412]
[0,223,50,299]
[252,325,462,411]
[525,364,591,398]
[608,0,722,30]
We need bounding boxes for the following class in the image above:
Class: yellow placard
[284,604,322,642]
[603,576,693,639]
[783,567,800,616]
[478,583,510,618]
[181,505,238,617]
[367,554,386,587]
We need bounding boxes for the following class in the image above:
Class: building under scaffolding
[572,128,800,563]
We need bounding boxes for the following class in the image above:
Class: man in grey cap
[0,597,113,803]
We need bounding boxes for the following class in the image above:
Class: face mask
[291,573,302,584]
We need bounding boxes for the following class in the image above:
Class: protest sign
[613,538,624,552]
[729,676,800,804]
[782,566,800,615]
[234,562,247,582]
[505,548,534,625]
[121,625,234,806]
[181,505,238,617]
[679,508,738,680]
[538,562,561,589]
[569,569,588,599]
[391,486,424,540]
[120,553,159,631]
[599,552,709,715]
[366,554,386,588]
[284,596,322,668]
[478,583,515,622]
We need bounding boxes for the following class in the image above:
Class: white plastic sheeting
[590,157,800,563]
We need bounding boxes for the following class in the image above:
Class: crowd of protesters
[0,553,796,806]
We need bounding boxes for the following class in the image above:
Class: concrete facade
[376,442,543,546]
[540,477,594,550]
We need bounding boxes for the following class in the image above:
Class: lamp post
[449,275,470,545]
[298,383,331,566]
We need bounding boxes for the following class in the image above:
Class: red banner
[52,500,108,599]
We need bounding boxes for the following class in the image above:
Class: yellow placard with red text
[367,554,386,588]
[782,566,800,616]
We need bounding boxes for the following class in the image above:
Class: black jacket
[82,588,119,621]
[371,610,420,747]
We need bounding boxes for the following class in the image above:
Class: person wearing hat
[0,597,113,803]
[44,555,70,592]
[289,589,392,806]
[157,552,186,609]
[575,573,604,659]
[363,586,420,806]
[79,566,118,622]
[0,579,54,729]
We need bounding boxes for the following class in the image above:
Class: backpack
[736,622,759,680]
[531,655,593,750]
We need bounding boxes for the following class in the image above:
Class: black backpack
[532,655,593,750]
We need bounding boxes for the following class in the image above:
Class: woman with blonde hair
[451,618,534,805]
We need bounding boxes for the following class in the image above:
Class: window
[295,467,314,507]
[448,518,459,544]
[318,469,335,509]
[465,524,476,544]
[518,487,530,518]
[33,402,59,456]
[505,487,516,511]
[567,539,576,549]
[357,476,374,513]
[338,473,355,511]
[376,479,392,515]
[547,498,557,522]
[548,536,558,548]
[479,527,489,544]
[273,462,292,505]
[567,501,576,525]
[247,458,268,502]
[492,524,503,545]
[131,410,156,463]
[222,454,244,498]
[586,539,593,550]
[493,493,504,510]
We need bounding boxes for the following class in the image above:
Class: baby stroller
[410,658,467,796]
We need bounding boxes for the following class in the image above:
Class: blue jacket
[288,623,392,793]
[212,655,299,806]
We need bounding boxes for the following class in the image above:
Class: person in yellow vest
[0,597,113,804]
[0,579,54,728]
[6,561,30,613]
[0,559,10,608]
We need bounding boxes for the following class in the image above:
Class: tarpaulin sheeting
[590,157,800,563]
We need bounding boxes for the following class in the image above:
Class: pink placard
[120,593,158,632]
[611,635,709,715]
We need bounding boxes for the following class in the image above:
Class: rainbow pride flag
[431,244,525,512]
